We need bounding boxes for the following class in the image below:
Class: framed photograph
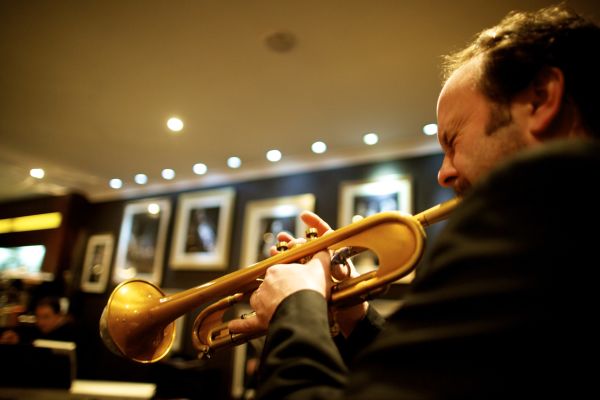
[170,188,235,270]
[113,198,171,285]
[338,175,413,282]
[80,234,114,293]
[240,194,315,267]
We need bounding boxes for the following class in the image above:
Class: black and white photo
[113,199,171,285]
[240,194,315,267]
[81,234,114,293]
[170,188,235,270]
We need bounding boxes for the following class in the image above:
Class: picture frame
[80,233,114,293]
[338,175,413,282]
[113,198,171,286]
[170,188,235,270]
[240,193,315,268]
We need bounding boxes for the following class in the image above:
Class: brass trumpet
[100,198,459,363]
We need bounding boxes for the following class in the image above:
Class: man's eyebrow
[439,127,450,148]
[441,117,466,147]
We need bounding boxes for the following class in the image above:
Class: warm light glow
[109,179,123,189]
[266,149,282,162]
[0,219,10,234]
[0,212,62,234]
[363,132,379,145]
[423,123,438,136]
[360,179,402,196]
[134,174,148,185]
[311,141,327,154]
[147,203,160,215]
[227,157,242,169]
[273,205,296,215]
[167,117,184,132]
[30,168,45,179]
[120,267,137,280]
[351,215,364,223]
[193,163,208,175]
[161,169,175,180]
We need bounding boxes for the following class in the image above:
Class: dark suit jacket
[256,139,599,399]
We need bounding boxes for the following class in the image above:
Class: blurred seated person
[0,296,77,344]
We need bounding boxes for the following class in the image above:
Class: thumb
[309,250,332,274]
[305,250,332,297]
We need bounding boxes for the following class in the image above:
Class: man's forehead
[437,57,483,118]
[441,58,481,99]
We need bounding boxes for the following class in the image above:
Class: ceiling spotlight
[161,168,175,180]
[266,149,282,162]
[193,163,208,175]
[30,168,45,179]
[311,141,327,154]
[109,178,123,189]
[227,157,242,169]
[363,132,379,145]
[167,117,184,132]
[147,203,160,215]
[134,174,148,185]
[423,123,438,136]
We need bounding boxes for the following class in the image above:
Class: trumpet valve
[305,227,318,240]
[298,227,319,263]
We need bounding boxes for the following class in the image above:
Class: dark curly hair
[442,4,599,136]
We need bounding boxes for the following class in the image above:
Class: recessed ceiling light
[423,123,438,136]
[134,174,148,185]
[227,157,242,169]
[147,203,160,215]
[363,132,379,145]
[109,178,122,189]
[167,117,184,132]
[30,168,45,179]
[266,149,282,162]
[193,163,208,175]
[311,141,327,154]
[161,169,175,180]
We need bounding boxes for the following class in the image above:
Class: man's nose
[437,155,457,188]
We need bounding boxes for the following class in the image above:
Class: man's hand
[228,210,369,337]
[228,251,332,334]
[275,211,355,280]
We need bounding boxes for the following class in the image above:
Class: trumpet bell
[100,279,176,363]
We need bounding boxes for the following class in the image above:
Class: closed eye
[440,130,457,152]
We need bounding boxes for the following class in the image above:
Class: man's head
[35,297,63,334]
[436,4,599,195]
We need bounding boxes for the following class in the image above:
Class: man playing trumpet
[229,4,600,398]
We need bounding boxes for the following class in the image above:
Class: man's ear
[527,66,565,137]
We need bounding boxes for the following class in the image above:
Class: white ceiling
[1,0,597,203]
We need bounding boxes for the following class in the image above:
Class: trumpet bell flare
[102,279,176,363]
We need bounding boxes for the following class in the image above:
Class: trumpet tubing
[100,197,459,363]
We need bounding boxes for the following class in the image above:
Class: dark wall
[81,152,451,292]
